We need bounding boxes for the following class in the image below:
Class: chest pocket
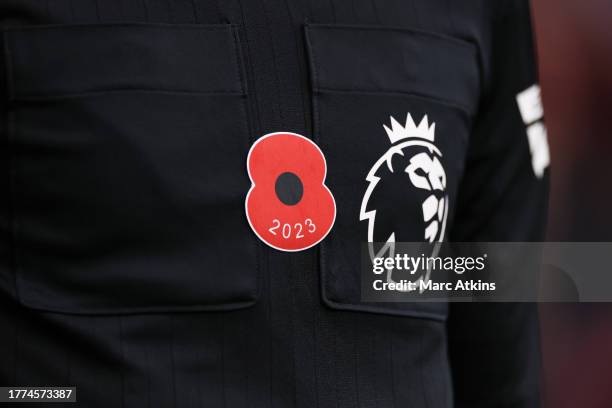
[4,23,259,314]
[305,24,479,320]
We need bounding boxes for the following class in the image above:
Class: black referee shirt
[0,1,548,407]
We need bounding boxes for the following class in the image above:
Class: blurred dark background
[532,0,612,406]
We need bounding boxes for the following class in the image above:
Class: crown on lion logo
[383,113,436,144]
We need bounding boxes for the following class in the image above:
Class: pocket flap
[305,24,479,115]
[5,24,245,98]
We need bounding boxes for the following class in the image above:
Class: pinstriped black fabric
[327,0,337,23]
[141,0,150,21]
[119,316,150,407]
[350,0,379,25]
[241,258,272,408]
[0,300,17,386]
[15,316,70,386]
[134,316,176,408]
[172,315,223,408]
[166,0,175,22]
[314,300,337,408]
[376,330,397,408]
[145,0,171,23]
[367,0,417,27]
[260,0,305,134]
[215,5,275,408]
[283,0,314,148]
[305,0,333,24]
[0,24,15,308]
[355,325,379,408]
[45,0,74,23]
[122,0,148,20]
[223,313,250,408]
[0,24,15,391]
[0,0,48,24]
[290,254,317,408]
[66,316,124,408]
[251,0,321,405]
[369,0,382,25]
[232,0,280,133]
[172,0,198,23]
[413,0,455,33]
[420,323,453,407]
[0,1,499,407]
[70,0,100,23]
[391,322,431,407]
[96,0,126,22]
[334,316,359,408]
[268,254,297,408]
[327,0,352,24]
[192,0,219,24]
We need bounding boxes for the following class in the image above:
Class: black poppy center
[275,172,303,206]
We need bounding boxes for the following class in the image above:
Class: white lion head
[360,114,449,291]
[360,113,449,245]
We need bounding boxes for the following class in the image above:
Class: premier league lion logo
[360,113,448,287]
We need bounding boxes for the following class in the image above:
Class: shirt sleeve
[447,0,549,407]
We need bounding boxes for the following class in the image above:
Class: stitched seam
[389,337,397,408]
[119,317,126,408]
[230,26,248,95]
[69,0,75,21]
[1,23,235,32]
[230,25,260,307]
[314,87,473,117]
[166,0,174,23]
[370,0,381,24]
[328,0,337,23]
[284,0,311,135]
[13,89,245,101]
[419,329,431,408]
[3,34,14,102]
[94,0,100,21]
[236,0,264,141]
[321,298,448,322]
[306,23,476,52]
[305,27,331,317]
[190,0,198,23]
[16,298,260,316]
[231,1,267,329]
[3,32,21,302]
[304,26,321,143]
[261,0,284,126]
[142,0,150,22]
[352,317,361,408]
